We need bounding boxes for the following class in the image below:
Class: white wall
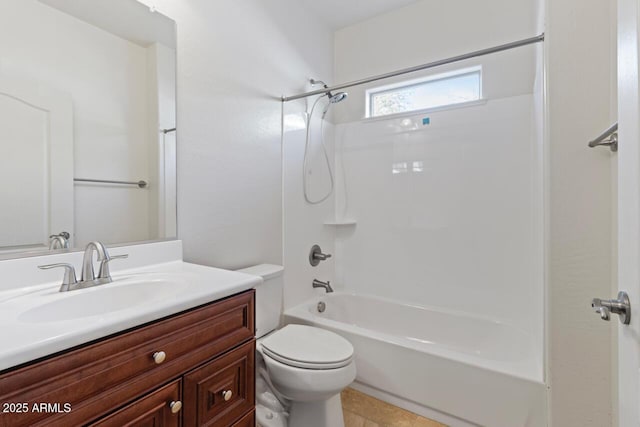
[546,0,616,424]
[133,0,334,273]
[0,0,155,247]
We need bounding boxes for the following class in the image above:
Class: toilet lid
[260,324,354,369]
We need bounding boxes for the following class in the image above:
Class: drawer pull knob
[222,390,233,401]
[169,400,182,414]
[153,351,166,364]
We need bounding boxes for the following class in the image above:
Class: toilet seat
[260,324,354,370]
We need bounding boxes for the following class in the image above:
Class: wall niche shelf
[323,220,357,226]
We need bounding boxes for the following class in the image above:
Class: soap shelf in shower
[323,220,357,226]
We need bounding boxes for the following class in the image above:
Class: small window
[366,67,482,118]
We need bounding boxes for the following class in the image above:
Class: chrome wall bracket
[592,291,630,324]
[588,123,618,152]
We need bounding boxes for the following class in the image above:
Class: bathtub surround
[283,1,546,425]
[333,93,542,345]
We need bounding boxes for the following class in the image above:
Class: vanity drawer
[183,340,255,427]
[87,379,182,427]
[0,290,254,427]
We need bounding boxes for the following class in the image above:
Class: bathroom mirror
[0,0,176,257]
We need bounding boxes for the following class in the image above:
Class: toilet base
[256,403,288,427]
[288,394,345,427]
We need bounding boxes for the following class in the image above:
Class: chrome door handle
[591,291,631,324]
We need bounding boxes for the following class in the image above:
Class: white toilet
[237,264,356,427]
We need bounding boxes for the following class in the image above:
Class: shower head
[310,78,348,117]
[328,91,348,103]
[322,91,348,117]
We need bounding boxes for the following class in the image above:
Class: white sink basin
[0,258,261,372]
[18,274,188,323]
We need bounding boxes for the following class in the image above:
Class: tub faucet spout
[312,279,333,293]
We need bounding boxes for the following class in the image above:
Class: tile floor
[341,388,447,427]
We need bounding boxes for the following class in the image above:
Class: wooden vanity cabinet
[0,290,255,427]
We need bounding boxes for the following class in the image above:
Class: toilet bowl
[260,324,356,401]
[237,265,356,427]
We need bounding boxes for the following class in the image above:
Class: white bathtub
[285,293,547,427]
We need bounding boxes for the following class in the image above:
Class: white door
[0,68,73,251]
[618,0,640,424]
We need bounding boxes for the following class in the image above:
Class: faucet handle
[309,245,332,266]
[38,263,78,292]
[98,254,128,279]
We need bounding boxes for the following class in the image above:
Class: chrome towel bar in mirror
[74,178,148,189]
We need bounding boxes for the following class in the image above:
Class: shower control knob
[309,244,332,266]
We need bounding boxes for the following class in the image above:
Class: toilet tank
[236,264,284,338]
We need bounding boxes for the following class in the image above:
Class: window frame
[365,66,483,119]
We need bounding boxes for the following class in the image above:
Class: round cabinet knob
[222,390,233,401]
[153,351,166,364]
[169,400,182,414]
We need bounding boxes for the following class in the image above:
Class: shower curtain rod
[281,33,545,102]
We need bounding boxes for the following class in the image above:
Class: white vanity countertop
[0,241,261,372]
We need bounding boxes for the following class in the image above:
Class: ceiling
[298,0,423,30]
[39,0,176,48]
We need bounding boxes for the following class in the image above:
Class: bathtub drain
[317,301,326,313]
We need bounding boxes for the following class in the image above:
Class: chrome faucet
[312,279,333,293]
[48,232,70,250]
[38,241,128,292]
[81,241,110,283]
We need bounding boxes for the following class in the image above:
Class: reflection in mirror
[0,0,176,257]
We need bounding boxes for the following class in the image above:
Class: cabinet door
[88,380,182,427]
[231,410,255,427]
[184,341,255,427]
[232,410,256,427]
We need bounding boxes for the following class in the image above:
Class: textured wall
[136,0,333,269]
[546,0,616,424]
